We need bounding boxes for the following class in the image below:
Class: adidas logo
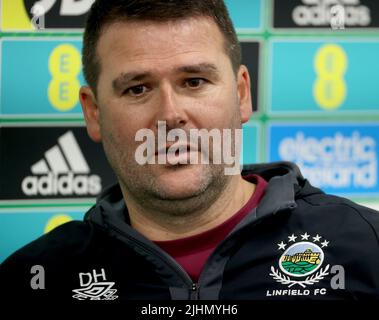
[21,131,102,196]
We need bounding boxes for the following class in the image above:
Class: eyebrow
[112,72,152,92]
[176,63,220,76]
[112,63,220,92]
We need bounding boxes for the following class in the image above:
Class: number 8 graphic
[48,44,81,112]
[313,44,348,111]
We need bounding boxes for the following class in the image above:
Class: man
[1,0,378,301]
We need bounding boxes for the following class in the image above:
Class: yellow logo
[1,0,35,31]
[313,44,348,110]
[44,214,73,233]
[48,44,82,112]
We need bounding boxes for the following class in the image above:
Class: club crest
[269,233,330,289]
[279,241,324,278]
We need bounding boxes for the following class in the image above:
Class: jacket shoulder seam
[300,197,379,246]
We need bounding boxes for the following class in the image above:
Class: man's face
[81,16,251,213]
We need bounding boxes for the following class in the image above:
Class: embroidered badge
[72,268,118,300]
[267,233,331,297]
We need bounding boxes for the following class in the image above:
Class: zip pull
[190,283,199,300]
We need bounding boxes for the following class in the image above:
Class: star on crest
[301,232,310,240]
[321,240,329,248]
[313,234,322,242]
[288,234,297,242]
[277,241,287,250]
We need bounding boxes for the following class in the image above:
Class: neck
[123,175,256,241]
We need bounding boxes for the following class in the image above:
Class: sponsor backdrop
[0,0,378,261]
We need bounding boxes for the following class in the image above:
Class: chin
[155,167,210,200]
[157,188,201,200]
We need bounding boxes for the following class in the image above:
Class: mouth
[153,143,202,166]
[155,144,197,157]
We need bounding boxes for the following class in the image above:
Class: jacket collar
[87,161,306,231]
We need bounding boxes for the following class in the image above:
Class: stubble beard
[103,131,237,219]
[123,162,230,218]
[102,103,241,219]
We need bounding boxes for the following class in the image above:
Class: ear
[79,86,102,142]
[236,65,252,124]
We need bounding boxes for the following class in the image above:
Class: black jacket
[1,162,379,301]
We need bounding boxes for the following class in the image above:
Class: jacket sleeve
[0,221,91,302]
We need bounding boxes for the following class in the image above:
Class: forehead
[96,17,227,72]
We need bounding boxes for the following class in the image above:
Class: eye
[186,78,206,88]
[124,85,147,96]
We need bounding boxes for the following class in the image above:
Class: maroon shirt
[154,174,268,282]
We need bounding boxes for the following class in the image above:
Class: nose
[155,82,188,130]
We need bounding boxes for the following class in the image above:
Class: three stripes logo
[21,131,102,196]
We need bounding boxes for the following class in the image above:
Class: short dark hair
[82,0,241,95]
